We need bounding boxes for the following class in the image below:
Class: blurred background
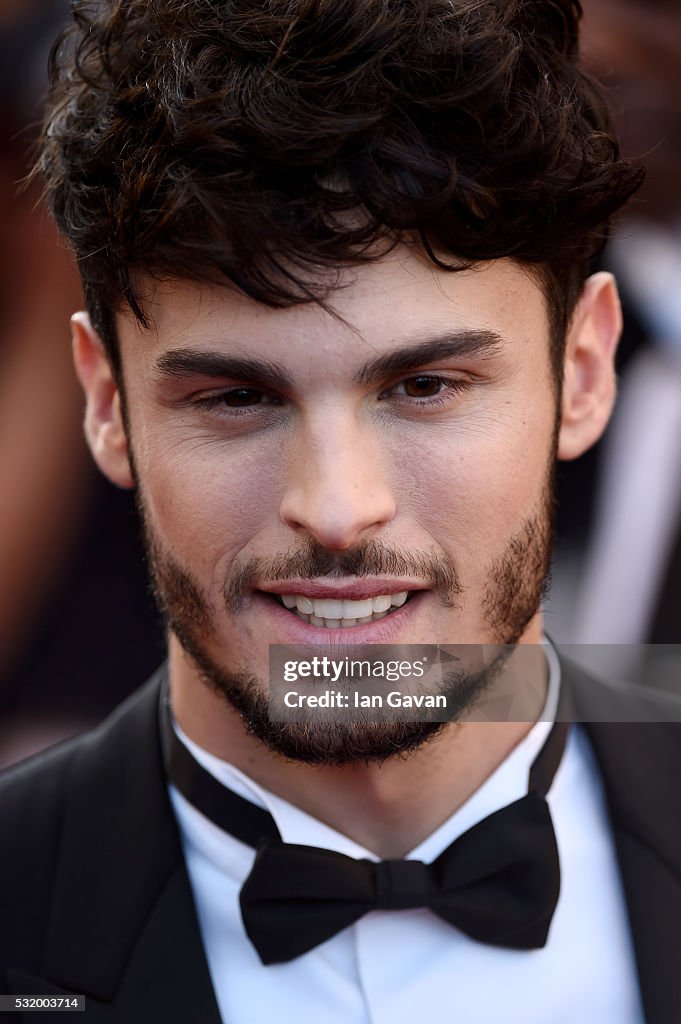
[0,0,164,768]
[0,0,679,769]
[549,0,681,690]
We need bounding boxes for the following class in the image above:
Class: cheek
[137,434,284,576]
[392,399,554,568]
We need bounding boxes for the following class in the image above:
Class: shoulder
[0,671,166,970]
[0,732,89,969]
[0,670,164,835]
[558,652,681,845]
[560,651,681,727]
[0,729,90,865]
[0,729,84,828]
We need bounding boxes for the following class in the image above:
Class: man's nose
[279,413,397,550]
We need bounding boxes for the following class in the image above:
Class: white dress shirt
[169,641,644,1023]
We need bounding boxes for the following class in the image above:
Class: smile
[274,592,410,629]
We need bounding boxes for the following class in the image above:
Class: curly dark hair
[38,0,643,381]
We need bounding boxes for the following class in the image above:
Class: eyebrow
[353,330,504,387]
[154,330,504,391]
[155,351,296,392]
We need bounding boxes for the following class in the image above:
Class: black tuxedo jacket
[1,659,680,1023]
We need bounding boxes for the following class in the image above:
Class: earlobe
[71,312,134,488]
[557,272,622,462]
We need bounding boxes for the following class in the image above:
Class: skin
[73,250,621,856]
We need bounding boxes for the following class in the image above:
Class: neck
[169,622,548,858]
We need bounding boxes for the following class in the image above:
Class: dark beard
[153,587,517,765]
[138,454,555,765]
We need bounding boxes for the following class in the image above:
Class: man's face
[111,251,561,759]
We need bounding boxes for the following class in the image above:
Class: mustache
[223,537,462,613]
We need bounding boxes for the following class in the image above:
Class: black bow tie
[160,687,568,965]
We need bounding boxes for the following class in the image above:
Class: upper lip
[258,579,430,601]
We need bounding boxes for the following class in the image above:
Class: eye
[398,376,447,398]
[193,387,282,414]
[382,375,470,404]
[219,388,270,407]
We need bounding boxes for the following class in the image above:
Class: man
[0,1,679,1022]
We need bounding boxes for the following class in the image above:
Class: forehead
[118,252,550,369]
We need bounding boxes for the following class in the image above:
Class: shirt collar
[172,637,561,863]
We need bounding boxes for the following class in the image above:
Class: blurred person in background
[0,0,164,768]
[549,0,681,687]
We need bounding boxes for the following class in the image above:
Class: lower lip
[253,592,427,644]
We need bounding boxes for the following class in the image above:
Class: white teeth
[313,598,344,619]
[277,590,413,627]
[342,598,373,619]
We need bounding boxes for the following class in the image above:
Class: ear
[557,272,622,462]
[71,312,134,488]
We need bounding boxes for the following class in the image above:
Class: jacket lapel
[5,657,680,1022]
[564,659,681,1024]
[7,865,217,1023]
[7,671,221,1024]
